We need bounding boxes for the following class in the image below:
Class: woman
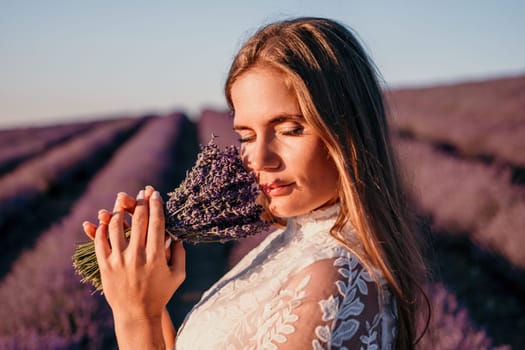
[84,17,429,349]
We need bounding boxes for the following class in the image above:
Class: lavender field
[0,74,523,349]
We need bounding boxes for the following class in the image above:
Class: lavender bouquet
[72,138,270,292]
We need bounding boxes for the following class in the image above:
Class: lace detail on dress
[313,255,379,349]
[174,203,397,350]
[251,275,310,349]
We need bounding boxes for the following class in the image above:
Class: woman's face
[231,67,339,218]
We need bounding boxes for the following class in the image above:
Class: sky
[1,0,524,129]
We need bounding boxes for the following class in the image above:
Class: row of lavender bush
[416,283,510,350]
[0,113,192,349]
[0,120,102,176]
[395,136,525,269]
[388,74,525,168]
[0,103,515,348]
[0,117,145,230]
[0,120,100,149]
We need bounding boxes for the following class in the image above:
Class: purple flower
[165,138,270,243]
[73,137,271,291]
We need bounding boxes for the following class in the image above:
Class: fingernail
[165,237,172,250]
[152,191,161,200]
[137,190,145,200]
[113,197,120,212]
[146,185,154,191]
[82,221,89,227]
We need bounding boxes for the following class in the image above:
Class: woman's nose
[246,140,280,171]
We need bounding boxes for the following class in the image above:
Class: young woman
[84,17,429,349]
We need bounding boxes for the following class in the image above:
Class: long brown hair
[225,17,429,349]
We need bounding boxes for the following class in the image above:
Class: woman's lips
[261,182,294,197]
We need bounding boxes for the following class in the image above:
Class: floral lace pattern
[175,204,397,349]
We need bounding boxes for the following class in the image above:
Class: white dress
[175,204,397,349]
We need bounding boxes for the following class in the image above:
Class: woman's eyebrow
[232,125,249,132]
[268,114,304,125]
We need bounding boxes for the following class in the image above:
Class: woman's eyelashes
[237,134,255,143]
[238,123,305,143]
[237,125,305,143]
[279,125,304,136]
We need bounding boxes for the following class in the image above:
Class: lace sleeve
[252,255,393,349]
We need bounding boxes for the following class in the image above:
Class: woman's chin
[269,196,339,219]
[268,202,302,219]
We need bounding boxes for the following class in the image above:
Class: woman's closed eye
[235,121,305,143]
[278,123,305,136]
[237,133,255,143]
[280,126,304,136]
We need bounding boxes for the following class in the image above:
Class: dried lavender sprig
[73,137,271,292]
[164,139,269,243]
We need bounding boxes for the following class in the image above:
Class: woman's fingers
[91,186,184,323]
[108,198,127,251]
[86,185,162,255]
[116,186,154,215]
[82,207,112,240]
[144,185,155,198]
[94,219,111,260]
[165,237,172,261]
[84,206,132,241]
[82,221,97,240]
[83,207,113,240]
[146,191,165,256]
[87,186,157,251]
[170,241,186,282]
[116,192,137,214]
[99,209,112,223]
[128,189,149,251]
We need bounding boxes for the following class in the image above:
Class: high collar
[281,203,342,243]
[293,202,340,226]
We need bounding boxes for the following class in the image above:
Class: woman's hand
[82,185,184,349]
